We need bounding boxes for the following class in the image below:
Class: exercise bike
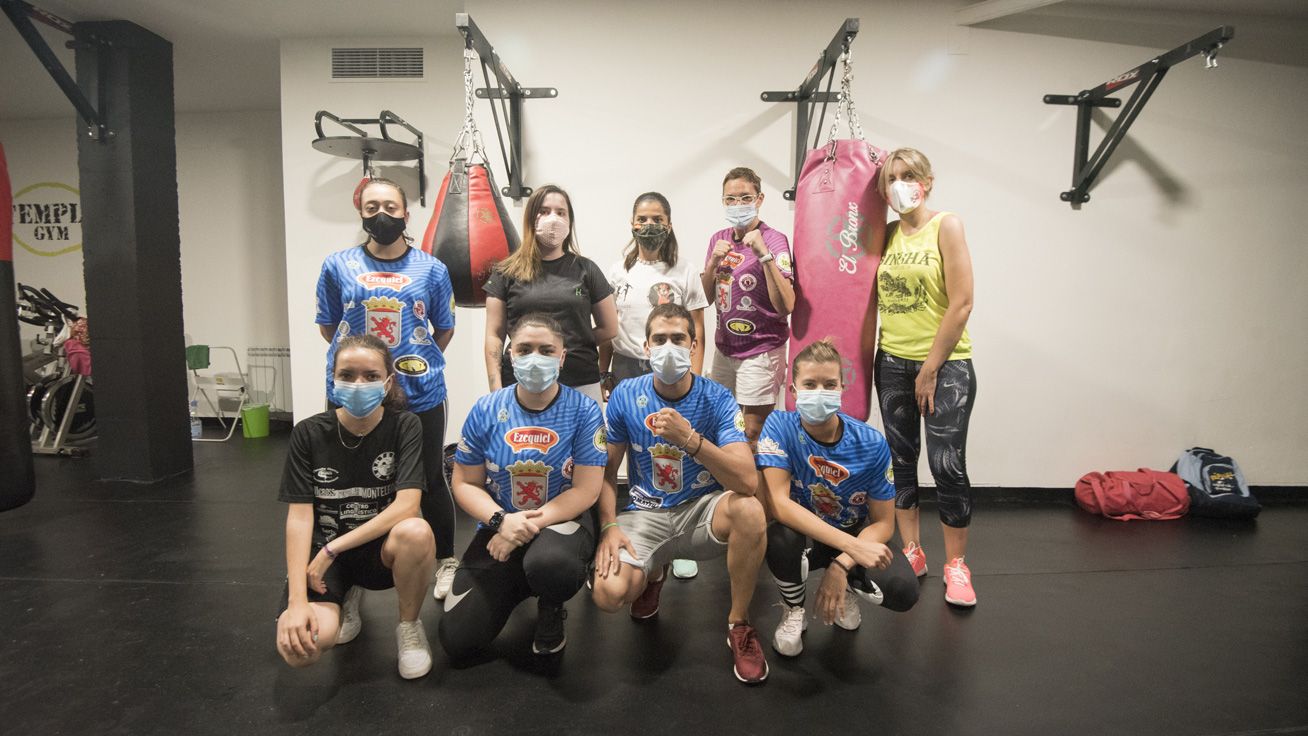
[17,284,95,456]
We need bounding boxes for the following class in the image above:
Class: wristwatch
[487,510,505,531]
[758,252,775,264]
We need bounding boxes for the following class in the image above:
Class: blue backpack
[1170,448,1260,519]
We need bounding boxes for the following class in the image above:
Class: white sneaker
[432,557,459,601]
[337,586,363,645]
[395,619,432,679]
[834,589,862,631]
[772,604,808,657]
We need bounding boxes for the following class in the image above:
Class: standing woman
[600,191,708,394]
[483,184,619,404]
[600,191,709,581]
[440,313,606,658]
[874,148,978,607]
[314,178,461,604]
[275,335,435,679]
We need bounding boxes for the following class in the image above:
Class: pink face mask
[534,214,569,248]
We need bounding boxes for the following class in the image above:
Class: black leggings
[765,522,919,612]
[438,512,596,660]
[874,351,977,528]
[414,403,455,558]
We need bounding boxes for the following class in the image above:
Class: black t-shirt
[278,409,426,550]
[484,253,613,386]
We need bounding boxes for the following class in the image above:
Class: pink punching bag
[420,158,519,307]
[1,142,37,511]
[787,50,887,421]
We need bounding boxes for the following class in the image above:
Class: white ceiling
[958,0,1308,67]
[1,0,464,119]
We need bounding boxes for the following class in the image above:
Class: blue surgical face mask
[513,352,561,394]
[334,379,388,418]
[725,204,757,228]
[795,389,843,424]
[648,342,691,385]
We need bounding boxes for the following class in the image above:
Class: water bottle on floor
[190,400,202,439]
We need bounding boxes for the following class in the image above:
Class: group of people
[275,150,978,685]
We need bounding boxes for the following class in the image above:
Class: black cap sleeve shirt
[484,254,614,386]
[278,409,427,549]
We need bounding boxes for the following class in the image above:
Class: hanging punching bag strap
[822,49,880,165]
[451,46,488,166]
[0,142,37,511]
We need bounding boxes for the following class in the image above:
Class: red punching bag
[421,158,519,307]
[420,48,520,307]
[787,49,887,422]
[1,142,37,511]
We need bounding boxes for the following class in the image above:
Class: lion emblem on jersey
[506,459,551,510]
[809,484,842,519]
[649,443,684,494]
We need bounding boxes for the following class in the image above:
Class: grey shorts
[616,491,729,576]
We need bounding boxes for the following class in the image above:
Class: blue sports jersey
[756,410,894,529]
[606,374,747,510]
[455,385,607,517]
[316,245,456,412]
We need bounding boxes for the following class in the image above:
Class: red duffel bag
[1075,469,1190,521]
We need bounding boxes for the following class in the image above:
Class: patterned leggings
[874,351,977,528]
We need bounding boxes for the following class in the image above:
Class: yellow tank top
[876,212,972,361]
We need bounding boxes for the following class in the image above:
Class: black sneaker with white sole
[533,601,567,655]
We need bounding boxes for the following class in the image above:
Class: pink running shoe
[903,542,928,578]
[943,558,977,607]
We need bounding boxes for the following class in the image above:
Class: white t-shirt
[606,256,710,360]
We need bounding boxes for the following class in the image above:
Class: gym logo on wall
[11,182,82,257]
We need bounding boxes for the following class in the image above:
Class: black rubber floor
[2,431,1305,735]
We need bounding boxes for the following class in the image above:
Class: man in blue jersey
[592,303,770,684]
[758,340,918,658]
[314,178,460,635]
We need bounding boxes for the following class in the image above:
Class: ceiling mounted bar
[761,18,859,201]
[456,13,557,201]
[1,0,110,140]
[311,110,426,205]
[1043,26,1234,207]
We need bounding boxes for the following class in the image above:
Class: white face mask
[888,180,924,214]
[648,342,691,385]
[724,204,757,228]
[795,389,843,425]
[534,214,569,248]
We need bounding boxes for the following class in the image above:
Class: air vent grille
[331,47,423,79]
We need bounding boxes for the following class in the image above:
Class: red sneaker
[903,542,928,578]
[630,565,668,620]
[726,623,769,684]
[943,557,977,607]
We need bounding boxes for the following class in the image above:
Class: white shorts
[616,491,728,577]
[710,345,786,407]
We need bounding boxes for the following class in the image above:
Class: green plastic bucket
[241,404,270,438]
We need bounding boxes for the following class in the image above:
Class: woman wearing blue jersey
[439,313,607,658]
[314,178,461,608]
[758,340,919,657]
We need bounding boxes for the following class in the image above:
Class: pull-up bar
[456,13,557,201]
[761,18,859,200]
[1,0,110,139]
[1043,26,1234,207]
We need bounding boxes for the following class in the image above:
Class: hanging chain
[826,47,867,144]
[451,47,487,162]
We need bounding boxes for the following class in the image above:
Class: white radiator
[247,346,292,418]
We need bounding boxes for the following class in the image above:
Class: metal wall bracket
[761,17,859,200]
[1043,25,1234,207]
[457,13,557,201]
[1,0,111,140]
[312,110,426,205]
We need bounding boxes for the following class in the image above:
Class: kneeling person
[592,303,770,684]
[759,340,919,657]
[439,314,606,658]
[275,335,436,679]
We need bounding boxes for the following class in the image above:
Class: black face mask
[632,223,670,249]
[363,212,406,245]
